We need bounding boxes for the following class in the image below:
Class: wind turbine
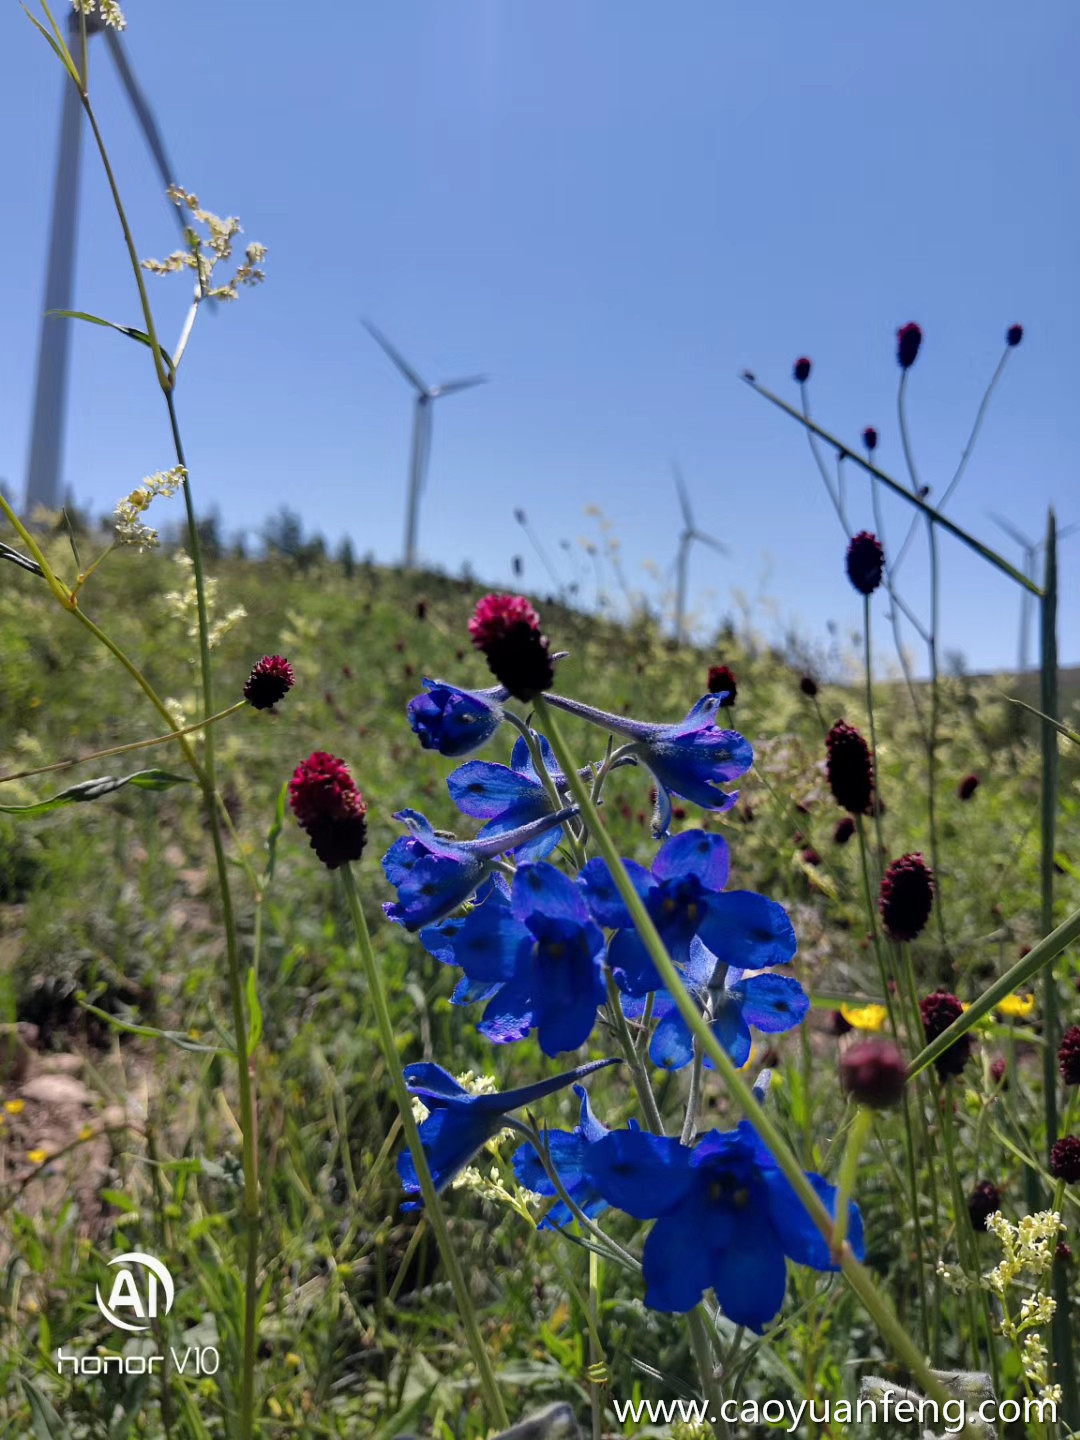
[672,462,729,644]
[24,9,186,518]
[363,320,487,572]
[989,513,1078,673]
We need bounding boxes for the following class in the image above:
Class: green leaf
[79,1003,226,1054]
[0,768,190,816]
[99,1188,137,1214]
[45,310,176,371]
[20,1378,72,1440]
[245,967,263,1052]
[262,780,288,885]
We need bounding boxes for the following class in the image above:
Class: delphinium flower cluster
[377,593,863,1334]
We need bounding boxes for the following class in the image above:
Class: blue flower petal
[454,905,531,985]
[608,928,663,998]
[697,891,798,969]
[512,1129,588,1196]
[731,972,809,1034]
[469,1056,621,1116]
[535,959,605,1056]
[707,996,753,1067]
[407,679,505,757]
[451,975,502,1006]
[479,801,564,863]
[708,1190,788,1332]
[513,862,592,928]
[588,1130,694,1218]
[478,973,536,1045]
[510,731,562,782]
[579,857,653,929]
[398,1108,496,1193]
[652,830,731,891]
[642,1199,724,1312]
[763,1164,865,1270]
[402,1063,473,1106]
[648,1007,696,1071]
[447,760,539,819]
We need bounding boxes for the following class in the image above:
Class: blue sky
[1,2,1076,674]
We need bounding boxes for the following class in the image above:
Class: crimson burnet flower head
[880,853,935,942]
[845,531,885,596]
[990,1056,1008,1089]
[244,654,295,711]
[862,426,878,452]
[469,593,554,701]
[833,816,856,845]
[957,773,980,801]
[831,1009,853,1036]
[1050,1135,1080,1183]
[793,356,812,383]
[1059,1025,1080,1087]
[707,665,737,704]
[840,1038,907,1109]
[896,322,922,370]
[1006,323,1023,348]
[967,1180,1001,1232]
[826,720,874,815]
[920,990,971,1079]
[799,675,819,698]
[289,751,368,870]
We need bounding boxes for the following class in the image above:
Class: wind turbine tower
[363,320,487,572]
[672,462,729,644]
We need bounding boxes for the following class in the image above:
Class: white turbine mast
[363,320,487,572]
[672,461,728,644]
[25,9,187,518]
[988,512,1078,674]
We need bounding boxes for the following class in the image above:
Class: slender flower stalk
[534,696,956,1410]
[340,866,509,1431]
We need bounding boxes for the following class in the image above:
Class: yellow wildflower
[26,1149,48,1166]
[840,1003,888,1032]
[4,1099,25,1115]
[996,992,1035,1020]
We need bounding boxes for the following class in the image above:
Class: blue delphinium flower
[588,1121,864,1330]
[382,806,577,931]
[406,678,508,757]
[447,732,573,862]
[512,1084,639,1229]
[398,1057,619,1198]
[636,936,809,1071]
[544,692,753,837]
[420,862,607,1056]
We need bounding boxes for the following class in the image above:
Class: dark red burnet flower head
[1050,1135,1080,1184]
[990,1056,1008,1090]
[793,356,812,383]
[920,990,971,1079]
[845,531,885,596]
[826,720,875,815]
[799,676,819,698]
[707,665,737,704]
[833,816,856,846]
[957,773,980,801]
[879,853,935,942]
[288,751,368,870]
[468,593,554,701]
[896,322,922,370]
[244,654,295,711]
[967,1180,1002,1232]
[1059,1025,1080,1087]
[862,426,878,452]
[1006,323,1023,348]
[831,1009,854,1036]
[840,1038,908,1109]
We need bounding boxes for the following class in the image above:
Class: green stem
[832,1107,873,1258]
[340,867,509,1431]
[534,696,955,1412]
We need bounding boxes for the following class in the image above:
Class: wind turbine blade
[25,72,83,514]
[672,461,693,529]
[362,319,428,394]
[692,531,730,555]
[1055,522,1079,543]
[415,400,433,498]
[104,32,186,238]
[431,375,487,397]
[987,511,1032,551]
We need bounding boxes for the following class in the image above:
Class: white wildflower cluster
[71,0,126,31]
[983,1209,1064,1406]
[142,187,266,302]
[162,551,246,650]
[114,466,186,550]
[410,1072,497,1128]
[935,1258,970,1295]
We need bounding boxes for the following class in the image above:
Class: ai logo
[95,1252,175,1333]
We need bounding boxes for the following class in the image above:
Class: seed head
[862,426,878,452]
[920,990,971,1080]
[896,322,922,370]
[1050,1135,1080,1184]
[845,531,885,596]
[799,675,819,698]
[243,654,295,710]
[793,356,812,383]
[840,1038,907,1109]
[707,665,737,704]
[1006,324,1023,347]
[1058,1025,1080,1087]
[957,773,980,801]
[967,1180,1002,1232]
[826,720,875,815]
[879,853,935,942]
[288,752,367,870]
[468,593,554,701]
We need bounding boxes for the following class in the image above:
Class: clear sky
[1,2,1076,675]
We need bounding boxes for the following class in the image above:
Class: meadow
[2,6,1080,1439]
